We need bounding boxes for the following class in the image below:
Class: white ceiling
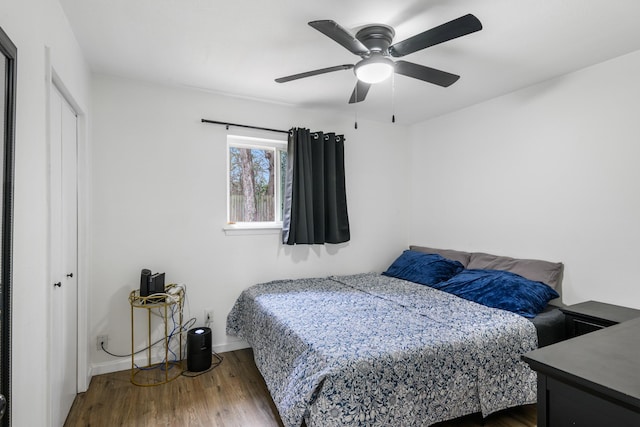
[59,0,640,125]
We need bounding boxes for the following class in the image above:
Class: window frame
[225,133,287,234]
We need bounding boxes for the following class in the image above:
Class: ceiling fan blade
[348,80,371,104]
[275,64,354,83]
[309,20,370,56]
[388,14,482,57]
[394,60,460,87]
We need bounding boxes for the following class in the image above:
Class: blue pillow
[383,250,464,286]
[436,269,560,318]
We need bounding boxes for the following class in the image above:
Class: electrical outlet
[97,335,108,351]
[204,309,214,326]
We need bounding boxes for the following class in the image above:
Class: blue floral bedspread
[226,273,538,427]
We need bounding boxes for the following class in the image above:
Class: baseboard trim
[89,339,250,377]
[90,359,132,376]
[213,340,249,354]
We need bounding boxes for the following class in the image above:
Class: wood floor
[65,348,536,427]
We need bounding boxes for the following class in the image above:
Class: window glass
[227,135,287,225]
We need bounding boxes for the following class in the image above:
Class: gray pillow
[467,252,564,290]
[409,245,471,267]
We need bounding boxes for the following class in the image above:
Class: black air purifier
[187,327,212,372]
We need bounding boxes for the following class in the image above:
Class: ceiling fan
[275,14,482,104]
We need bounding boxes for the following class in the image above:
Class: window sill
[223,223,283,236]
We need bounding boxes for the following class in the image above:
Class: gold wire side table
[128,284,184,386]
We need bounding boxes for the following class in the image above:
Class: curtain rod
[201,119,289,135]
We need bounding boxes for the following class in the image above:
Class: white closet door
[50,86,78,427]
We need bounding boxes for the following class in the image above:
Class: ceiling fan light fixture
[354,55,394,84]
[277,15,482,103]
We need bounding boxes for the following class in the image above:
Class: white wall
[408,49,640,309]
[1,0,91,425]
[89,74,409,373]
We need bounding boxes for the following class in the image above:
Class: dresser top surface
[523,317,640,407]
[560,300,640,324]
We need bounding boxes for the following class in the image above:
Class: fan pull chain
[354,80,358,129]
[392,72,396,123]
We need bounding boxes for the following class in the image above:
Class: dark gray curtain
[282,128,350,245]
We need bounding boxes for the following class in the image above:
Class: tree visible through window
[228,135,287,224]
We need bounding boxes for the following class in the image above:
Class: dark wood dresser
[560,300,640,337]
[522,315,640,426]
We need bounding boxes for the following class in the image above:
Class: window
[227,134,287,228]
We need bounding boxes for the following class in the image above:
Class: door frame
[0,25,17,427]
[45,49,90,411]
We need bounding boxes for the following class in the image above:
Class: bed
[226,246,565,427]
